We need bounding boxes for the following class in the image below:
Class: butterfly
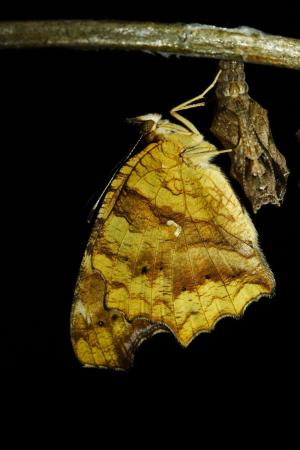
[71,71,274,369]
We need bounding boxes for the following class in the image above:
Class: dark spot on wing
[141,266,148,274]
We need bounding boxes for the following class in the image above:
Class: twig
[0,21,299,70]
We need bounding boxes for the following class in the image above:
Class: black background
[1,3,299,413]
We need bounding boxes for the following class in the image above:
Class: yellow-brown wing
[71,143,170,369]
[71,138,274,366]
[71,252,168,369]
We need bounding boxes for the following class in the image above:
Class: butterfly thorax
[136,113,217,165]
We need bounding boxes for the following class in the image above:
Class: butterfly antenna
[86,133,145,224]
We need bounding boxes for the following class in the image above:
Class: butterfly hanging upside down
[71,71,275,370]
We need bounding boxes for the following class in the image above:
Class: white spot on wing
[167,220,182,237]
[75,300,92,325]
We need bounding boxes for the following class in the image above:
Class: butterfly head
[128,113,191,141]
[127,113,162,135]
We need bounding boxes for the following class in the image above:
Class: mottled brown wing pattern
[71,136,274,369]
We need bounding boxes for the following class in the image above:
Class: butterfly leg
[170,69,222,134]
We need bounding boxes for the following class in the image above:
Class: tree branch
[0,20,299,70]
